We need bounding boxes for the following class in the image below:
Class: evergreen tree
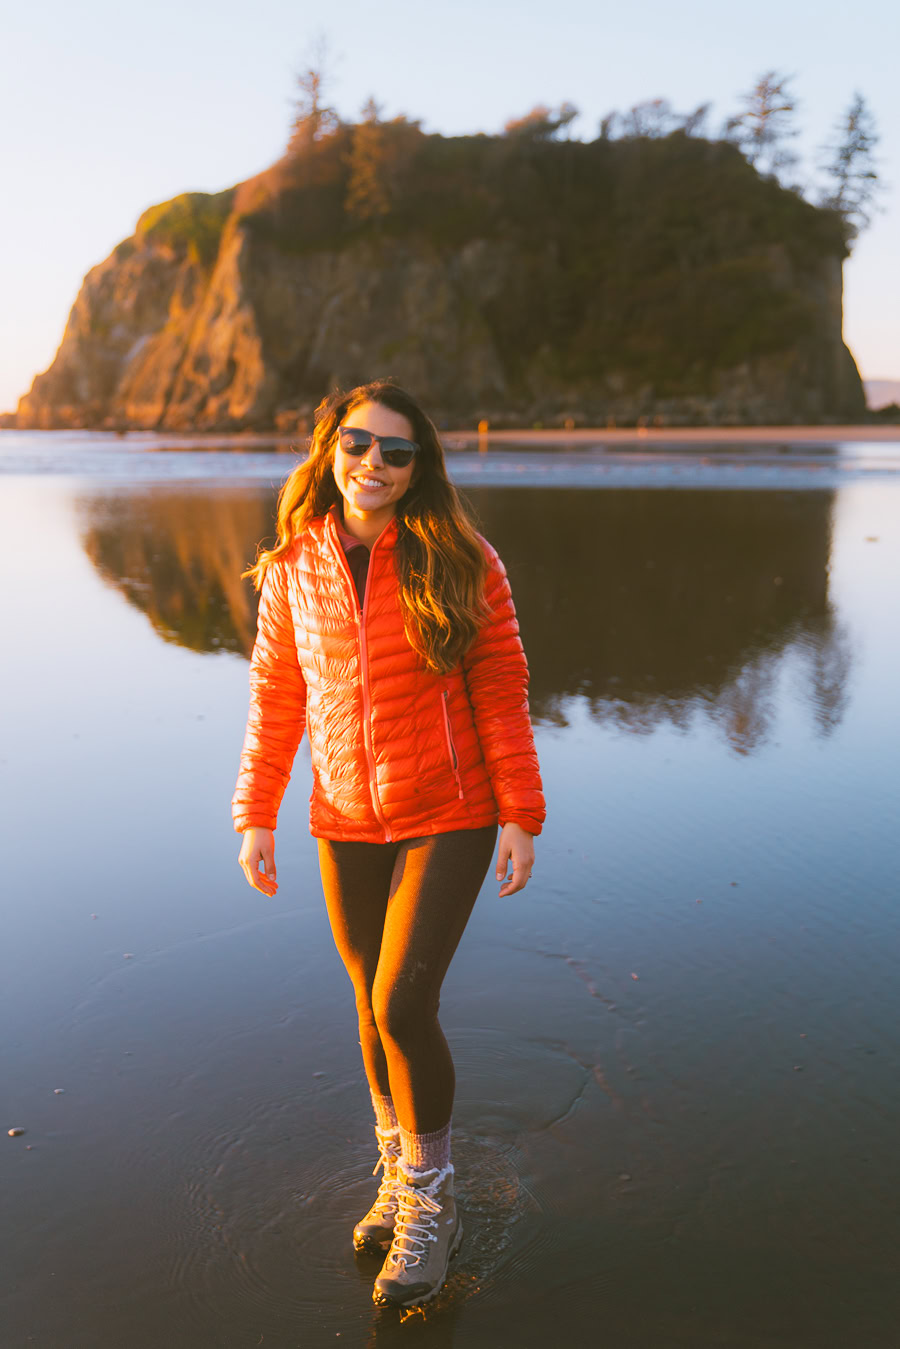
[287,33,340,157]
[678,103,712,137]
[722,70,801,184]
[504,102,579,139]
[345,98,391,222]
[600,100,711,140]
[816,92,884,245]
[619,98,678,138]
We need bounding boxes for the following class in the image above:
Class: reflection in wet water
[81,489,272,656]
[2,470,899,1347]
[79,485,850,749]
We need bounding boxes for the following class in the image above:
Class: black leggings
[317,825,498,1134]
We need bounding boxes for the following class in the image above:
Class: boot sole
[372,1222,463,1308]
[353,1230,394,1254]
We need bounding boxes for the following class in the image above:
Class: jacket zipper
[327,521,393,842]
[441,688,465,800]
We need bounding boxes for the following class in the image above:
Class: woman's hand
[239,827,278,897]
[496,822,535,897]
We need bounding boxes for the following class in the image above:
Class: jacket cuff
[233,814,277,833]
[500,814,544,836]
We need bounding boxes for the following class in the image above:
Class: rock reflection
[80,487,270,656]
[464,486,850,746]
[78,483,850,748]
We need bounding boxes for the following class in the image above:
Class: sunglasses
[337,425,421,468]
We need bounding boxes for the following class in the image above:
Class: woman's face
[331,400,419,521]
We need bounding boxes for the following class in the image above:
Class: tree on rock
[345,98,391,221]
[287,33,341,157]
[504,102,579,139]
[722,70,801,185]
[600,100,711,140]
[816,91,884,248]
[620,99,679,138]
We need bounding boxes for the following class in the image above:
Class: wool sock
[370,1089,398,1132]
[399,1120,452,1172]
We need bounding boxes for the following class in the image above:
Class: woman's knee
[340,965,377,1027]
[372,976,440,1045]
[353,984,378,1034]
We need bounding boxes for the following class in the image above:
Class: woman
[232,378,545,1308]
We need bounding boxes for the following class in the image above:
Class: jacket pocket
[441,688,465,800]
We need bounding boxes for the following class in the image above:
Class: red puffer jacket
[232,507,545,842]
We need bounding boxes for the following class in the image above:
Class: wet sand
[1,445,899,1347]
[3,427,900,492]
[4,423,900,453]
[449,423,900,444]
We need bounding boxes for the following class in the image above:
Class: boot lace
[369,1127,401,1221]
[383,1169,449,1271]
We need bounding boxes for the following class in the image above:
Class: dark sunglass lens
[339,428,417,465]
[380,438,418,466]
[339,428,371,454]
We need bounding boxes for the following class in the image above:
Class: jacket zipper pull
[442,689,464,799]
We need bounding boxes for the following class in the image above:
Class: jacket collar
[323,503,399,552]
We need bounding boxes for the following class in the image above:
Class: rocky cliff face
[13,134,866,429]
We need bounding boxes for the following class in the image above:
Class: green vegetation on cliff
[134,189,235,267]
[14,102,867,430]
[230,123,848,397]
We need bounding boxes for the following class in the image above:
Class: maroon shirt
[333,509,370,608]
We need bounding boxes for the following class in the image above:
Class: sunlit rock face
[14,131,866,429]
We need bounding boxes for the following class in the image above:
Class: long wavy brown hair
[244,379,490,673]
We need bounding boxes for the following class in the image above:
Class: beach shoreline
[4,422,900,448]
[3,424,899,488]
[451,424,900,445]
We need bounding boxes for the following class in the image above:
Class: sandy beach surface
[448,422,900,444]
[3,426,900,492]
[1,443,898,1347]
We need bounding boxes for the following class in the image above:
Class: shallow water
[1,435,899,1347]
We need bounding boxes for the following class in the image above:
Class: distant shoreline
[3,425,899,488]
[450,425,900,445]
[3,424,899,445]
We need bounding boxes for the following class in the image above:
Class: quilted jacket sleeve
[462,543,546,836]
[231,559,307,832]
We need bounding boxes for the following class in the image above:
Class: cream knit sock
[399,1120,452,1171]
[370,1089,398,1132]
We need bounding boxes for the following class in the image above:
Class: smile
[352,475,388,488]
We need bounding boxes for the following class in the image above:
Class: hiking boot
[372,1160,462,1307]
[353,1126,402,1253]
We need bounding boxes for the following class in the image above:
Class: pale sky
[1,0,897,412]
